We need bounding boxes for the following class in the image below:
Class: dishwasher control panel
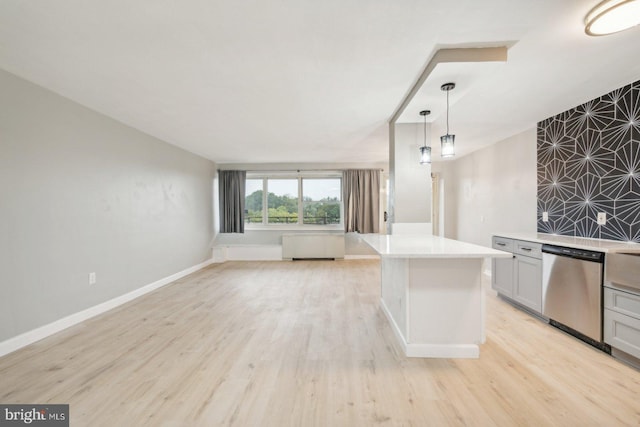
[541,244,604,262]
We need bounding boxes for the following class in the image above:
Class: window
[244,173,342,227]
[267,179,298,224]
[245,179,263,224]
[302,178,341,225]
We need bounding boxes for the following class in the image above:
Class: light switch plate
[597,212,607,225]
[89,272,96,285]
[542,212,549,222]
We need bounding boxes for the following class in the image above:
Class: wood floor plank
[1,259,640,426]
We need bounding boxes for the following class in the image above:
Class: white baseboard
[212,246,227,263]
[0,258,214,358]
[380,298,408,355]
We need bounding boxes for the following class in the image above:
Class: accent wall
[537,79,640,242]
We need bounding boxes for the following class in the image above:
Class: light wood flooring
[1,260,639,426]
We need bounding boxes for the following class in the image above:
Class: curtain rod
[218,168,384,173]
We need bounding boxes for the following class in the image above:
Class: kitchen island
[360,234,511,358]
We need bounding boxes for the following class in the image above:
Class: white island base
[361,234,511,359]
[381,257,484,358]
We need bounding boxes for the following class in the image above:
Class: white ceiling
[1,1,639,164]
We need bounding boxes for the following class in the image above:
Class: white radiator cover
[282,233,345,260]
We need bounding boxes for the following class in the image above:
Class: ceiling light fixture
[419,110,432,164]
[440,82,456,158]
[585,0,640,36]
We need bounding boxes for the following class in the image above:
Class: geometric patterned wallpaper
[537,79,640,242]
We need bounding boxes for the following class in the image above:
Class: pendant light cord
[446,89,450,135]
[423,112,427,147]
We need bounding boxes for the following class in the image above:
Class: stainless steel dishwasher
[542,244,606,348]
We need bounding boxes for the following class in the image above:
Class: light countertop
[494,232,640,254]
[360,234,512,259]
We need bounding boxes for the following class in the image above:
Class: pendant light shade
[585,0,640,36]
[440,82,456,158]
[440,134,455,158]
[419,145,432,164]
[419,110,431,164]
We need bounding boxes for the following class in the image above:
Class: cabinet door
[514,255,542,313]
[604,308,640,359]
[492,256,514,297]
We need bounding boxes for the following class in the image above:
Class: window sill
[245,225,344,232]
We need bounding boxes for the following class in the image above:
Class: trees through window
[302,178,341,225]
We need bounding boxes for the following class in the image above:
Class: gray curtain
[343,169,380,233]
[219,170,246,233]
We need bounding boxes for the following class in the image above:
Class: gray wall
[0,69,215,342]
[433,128,537,246]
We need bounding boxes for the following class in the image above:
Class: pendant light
[585,0,640,36]
[440,82,456,158]
[419,109,431,164]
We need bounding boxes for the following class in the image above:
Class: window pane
[303,178,341,202]
[303,178,341,224]
[267,179,299,224]
[245,179,263,224]
[303,202,341,224]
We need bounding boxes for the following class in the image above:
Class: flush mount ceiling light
[419,110,432,164]
[440,82,456,158]
[585,0,640,36]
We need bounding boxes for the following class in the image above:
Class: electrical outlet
[542,212,549,222]
[597,212,607,225]
[89,272,96,285]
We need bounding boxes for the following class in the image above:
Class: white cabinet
[604,253,640,364]
[491,237,514,298]
[604,285,640,360]
[604,307,640,359]
[514,253,542,312]
[492,236,543,314]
